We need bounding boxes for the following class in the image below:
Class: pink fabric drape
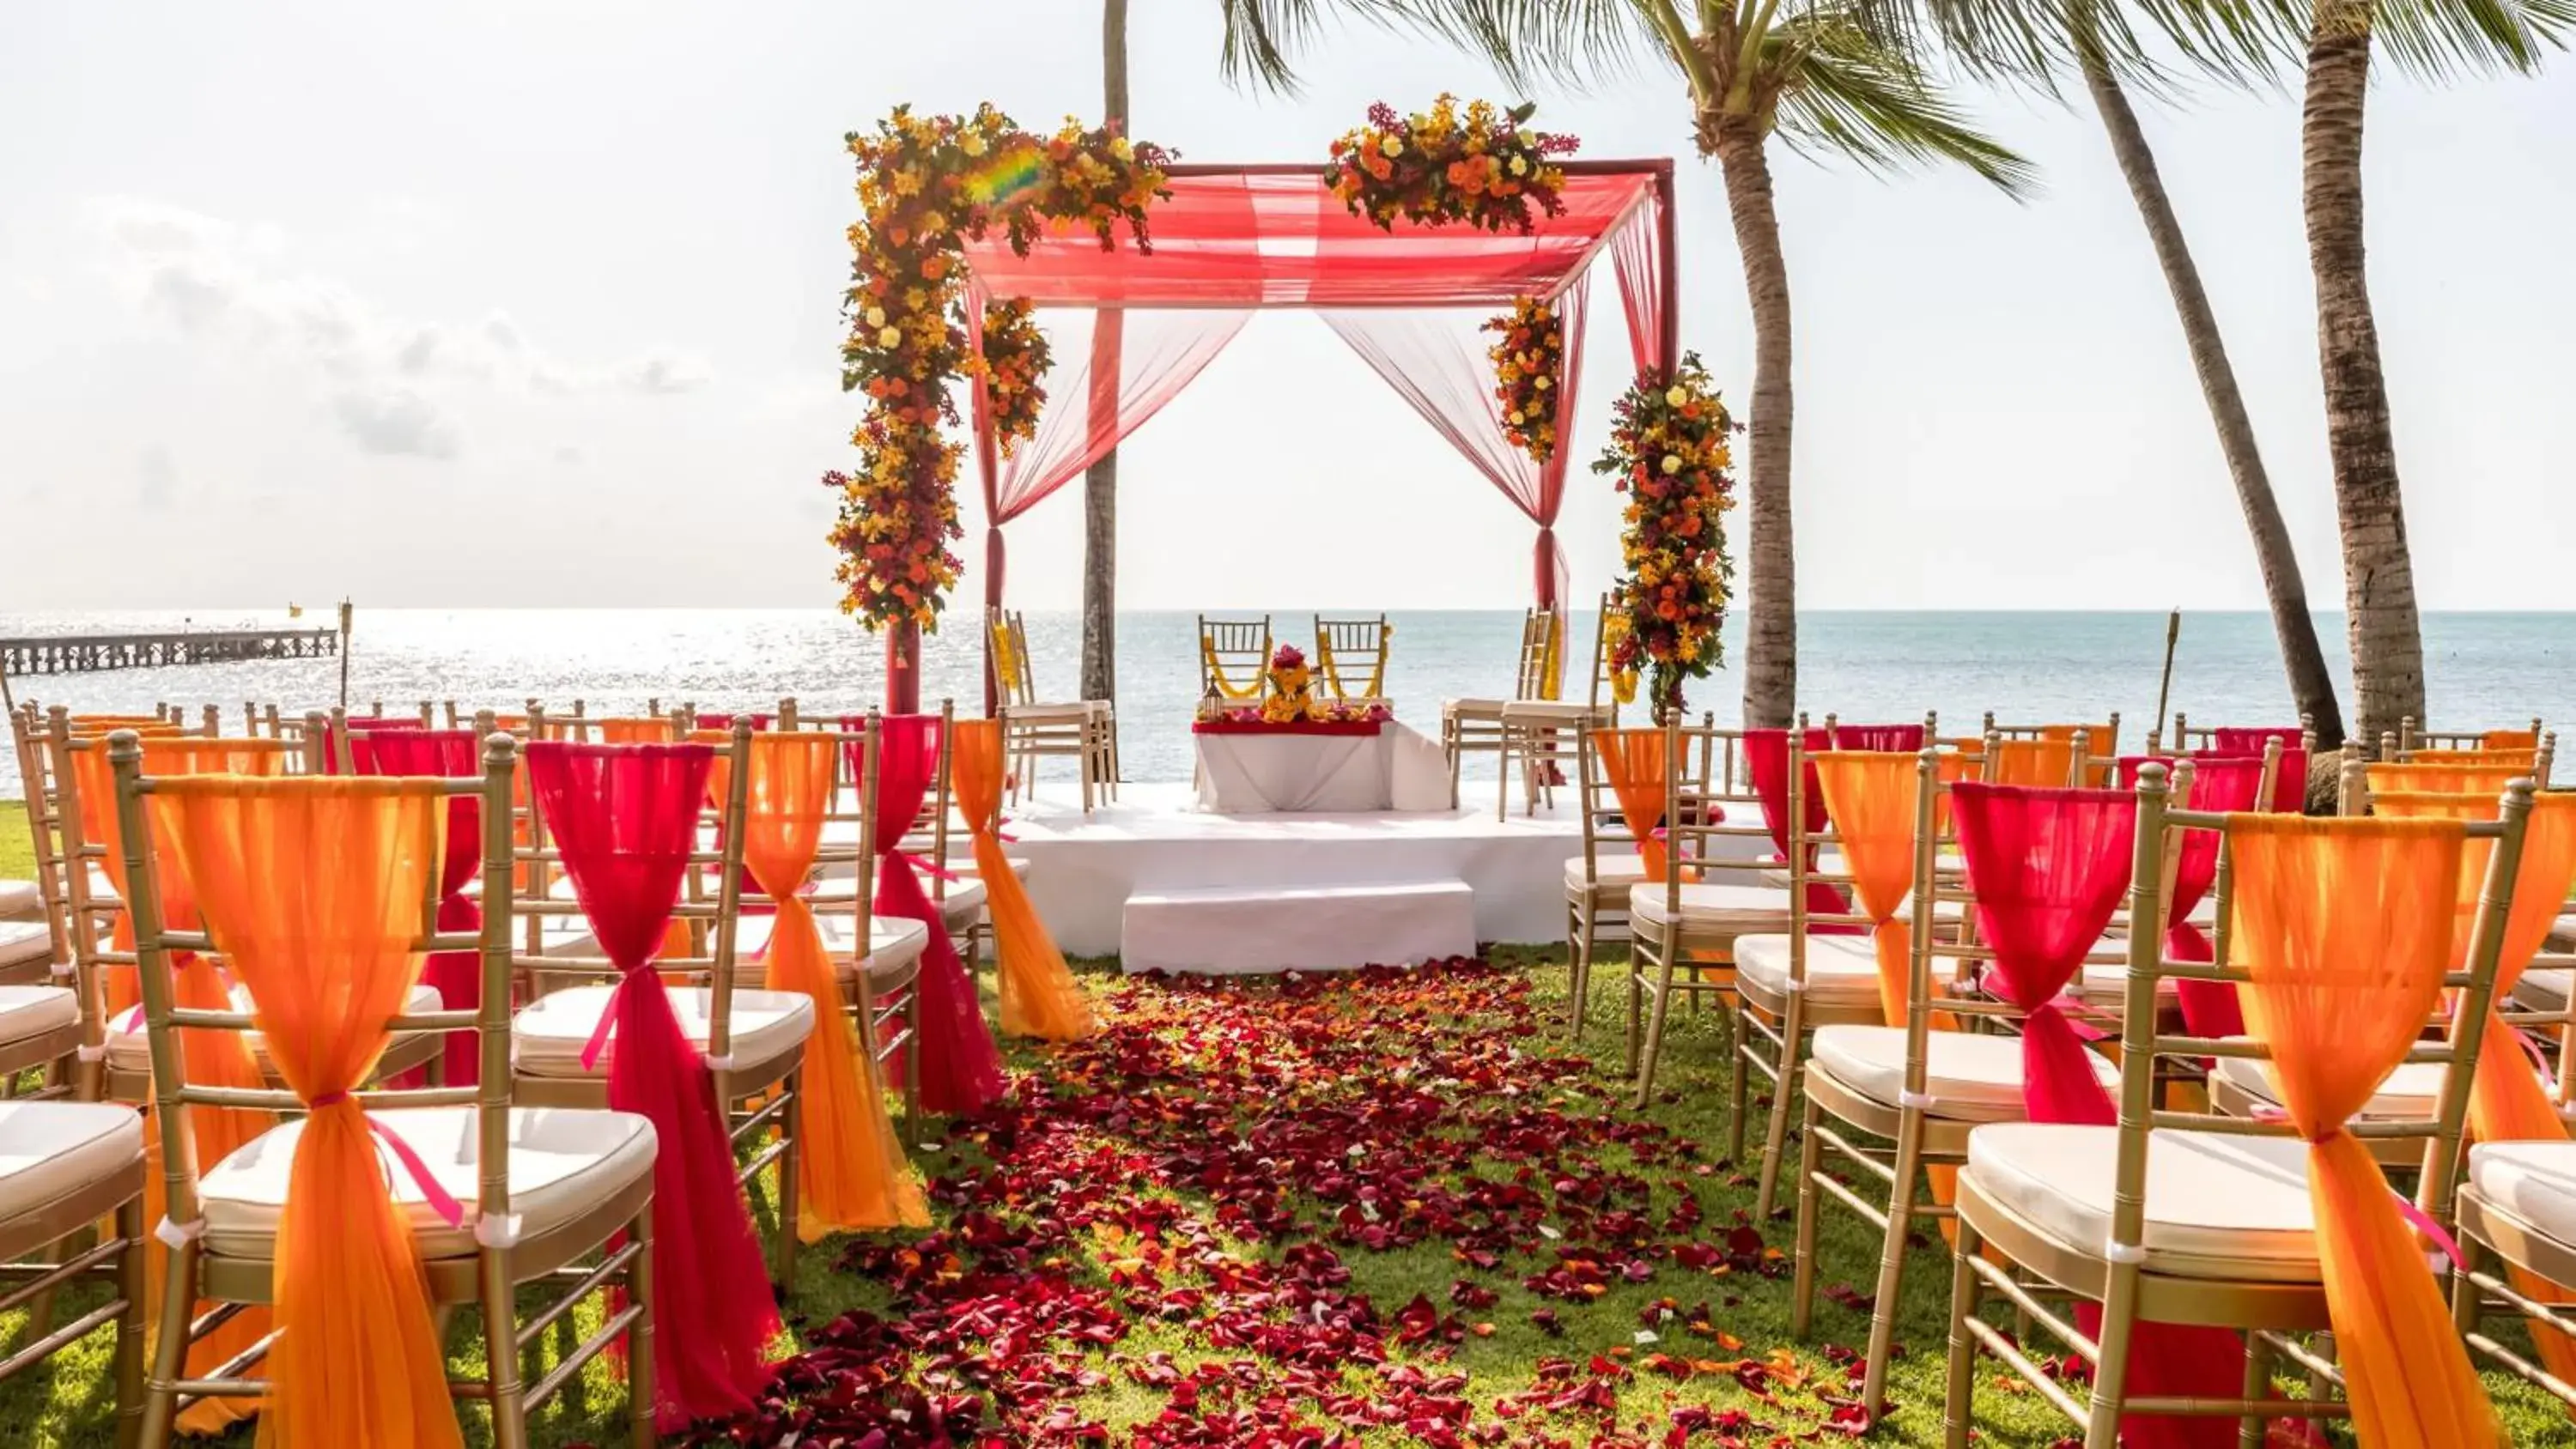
[523,742,778,1427]
[851,716,1003,1114]
[331,716,428,775]
[1830,724,1925,753]
[696,713,775,731]
[1321,273,1589,611]
[1950,782,2239,1449]
[1742,727,1855,925]
[2212,726,2308,813]
[2119,754,2271,1038]
[1610,195,1668,377]
[353,730,484,1086]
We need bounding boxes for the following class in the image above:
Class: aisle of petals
[700,959,1935,1448]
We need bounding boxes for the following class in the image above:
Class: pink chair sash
[1743,727,1854,925]
[2119,754,2270,1038]
[354,729,484,1085]
[2210,726,2307,814]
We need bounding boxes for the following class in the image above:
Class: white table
[1192,720,1450,813]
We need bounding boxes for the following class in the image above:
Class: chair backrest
[1312,614,1391,702]
[1512,609,1559,701]
[2402,716,2544,757]
[1649,715,1771,906]
[110,726,523,1240]
[8,705,74,979]
[2111,765,2535,1251]
[2167,712,2316,759]
[1774,733,1906,988]
[1199,614,1274,703]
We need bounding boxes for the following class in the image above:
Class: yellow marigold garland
[829,104,1171,630]
[1595,353,1736,713]
[1327,95,1577,235]
[972,296,1050,452]
[1482,296,1564,464]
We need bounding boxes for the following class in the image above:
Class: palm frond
[1765,4,2044,194]
[2164,0,2575,78]
[1381,0,1669,93]
[1220,0,1414,94]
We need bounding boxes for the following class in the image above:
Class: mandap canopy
[939,160,1680,712]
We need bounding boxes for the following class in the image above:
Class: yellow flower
[1533,375,1549,391]
[865,306,887,328]
[1661,454,1682,474]
[1110,136,1134,161]
[878,325,903,348]
[1382,134,1403,157]
[961,132,987,157]
[1666,385,1689,407]
[1509,410,1525,426]
[1510,155,1529,177]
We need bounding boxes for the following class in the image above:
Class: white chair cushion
[514,984,814,1077]
[1964,1123,2319,1281]
[733,913,930,982]
[2550,913,2576,951]
[940,879,987,931]
[199,1106,657,1259]
[1443,699,1509,716]
[2516,967,2573,1014]
[2209,1047,2447,1119]
[0,879,39,919]
[0,920,54,973]
[0,1100,143,1225]
[106,981,442,1074]
[2469,1140,2576,1245]
[1564,854,1647,891]
[1812,1025,2117,1122]
[0,985,77,1046]
[1004,702,1097,724]
[1734,932,1884,1009]
[1628,882,1795,934]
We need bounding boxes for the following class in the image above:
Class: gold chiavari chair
[5,707,71,984]
[1941,766,2531,1449]
[1443,608,1558,818]
[2165,712,2316,758]
[1312,613,1392,706]
[1626,712,1795,1108]
[991,609,1115,814]
[112,729,662,1448]
[805,701,992,989]
[1562,727,1640,1041]
[507,718,817,1287]
[1501,608,1613,818]
[2403,715,2544,756]
[1196,613,1274,703]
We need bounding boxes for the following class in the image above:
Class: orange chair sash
[1591,728,1672,883]
[1810,752,1920,1026]
[953,720,1095,1041]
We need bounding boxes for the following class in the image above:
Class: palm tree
[1878,0,2349,749]
[1380,0,2033,730]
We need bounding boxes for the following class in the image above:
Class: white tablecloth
[1193,722,1450,813]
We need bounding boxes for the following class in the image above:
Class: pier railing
[0,628,339,676]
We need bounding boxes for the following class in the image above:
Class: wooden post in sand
[337,599,354,711]
[2151,609,2180,748]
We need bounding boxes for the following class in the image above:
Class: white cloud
[136,445,179,506]
[330,388,460,460]
[614,348,712,395]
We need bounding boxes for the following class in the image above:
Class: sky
[0,1,2568,615]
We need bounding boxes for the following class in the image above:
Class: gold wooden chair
[1443,608,1557,818]
[992,608,1115,814]
[2403,715,2544,756]
[507,718,817,1286]
[1625,713,1795,1108]
[0,1087,143,1442]
[1196,613,1274,706]
[5,706,73,986]
[112,729,662,1448]
[1312,614,1391,706]
[1501,604,1617,818]
[1940,765,2531,1449]
[1562,726,1640,1040]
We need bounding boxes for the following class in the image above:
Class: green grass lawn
[2,803,32,888]
[2,795,2568,1446]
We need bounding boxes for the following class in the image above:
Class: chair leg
[1726,1002,1752,1165]
[135,1233,197,1449]
[112,1195,145,1449]
[482,1235,532,1449]
[628,1197,658,1448]
[2238,1328,2275,1449]
[777,1070,803,1286]
[1943,1217,1983,1449]
[1566,900,1593,1040]
[2084,1253,2144,1449]
[1861,1111,1923,1415]
[903,990,924,1150]
[1624,937,1649,1076]
[1754,995,1807,1220]
[1631,947,1680,1111]
[1496,733,1512,822]
[1789,1092,1826,1337]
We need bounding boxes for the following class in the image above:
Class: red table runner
[1193,718,1387,737]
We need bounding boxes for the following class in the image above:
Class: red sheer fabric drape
[2212,727,2308,813]
[354,730,485,1085]
[523,742,779,1426]
[1949,782,2240,1449]
[1611,196,1667,377]
[331,716,428,775]
[1321,276,1589,611]
[2117,754,2270,1038]
[1742,728,1852,924]
[853,716,1003,1114]
[1830,724,1925,753]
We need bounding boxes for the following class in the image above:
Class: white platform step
[1121,880,1476,975]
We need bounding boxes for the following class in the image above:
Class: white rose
[1665,385,1689,407]
[1533,375,1549,390]
[878,325,903,348]
[865,307,887,328]
[1382,135,1403,157]
[1661,454,1683,475]
[1509,410,1525,426]
[1510,155,1529,177]
[960,133,987,157]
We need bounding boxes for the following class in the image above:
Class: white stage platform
[1006,782,1583,959]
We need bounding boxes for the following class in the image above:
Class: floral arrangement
[829,104,1172,629]
[1261,644,1317,724]
[1327,95,1577,235]
[972,295,1050,452]
[1595,352,1737,712]
[1482,296,1564,464]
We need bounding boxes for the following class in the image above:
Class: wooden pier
[0,628,338,676]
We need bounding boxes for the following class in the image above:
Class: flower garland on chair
[1482,296,1564,464]
[826,105,1172,631]
[1595,353,1736,713]
[1328,95,1576,235]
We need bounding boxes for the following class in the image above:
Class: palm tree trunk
[1081,0,1129,706]
[1712,118,1796,730]
[2304,6,2424,752]
[2079,44,2348,749]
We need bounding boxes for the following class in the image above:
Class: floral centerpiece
[1483,296,1564,464]
[1199,644,1395,727]
[1261,645,1318,724]
[1595,353,1737,712]
[828,105,1173,631]
[1327,95,1577,235]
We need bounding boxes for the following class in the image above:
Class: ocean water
[3,608,2569,797]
